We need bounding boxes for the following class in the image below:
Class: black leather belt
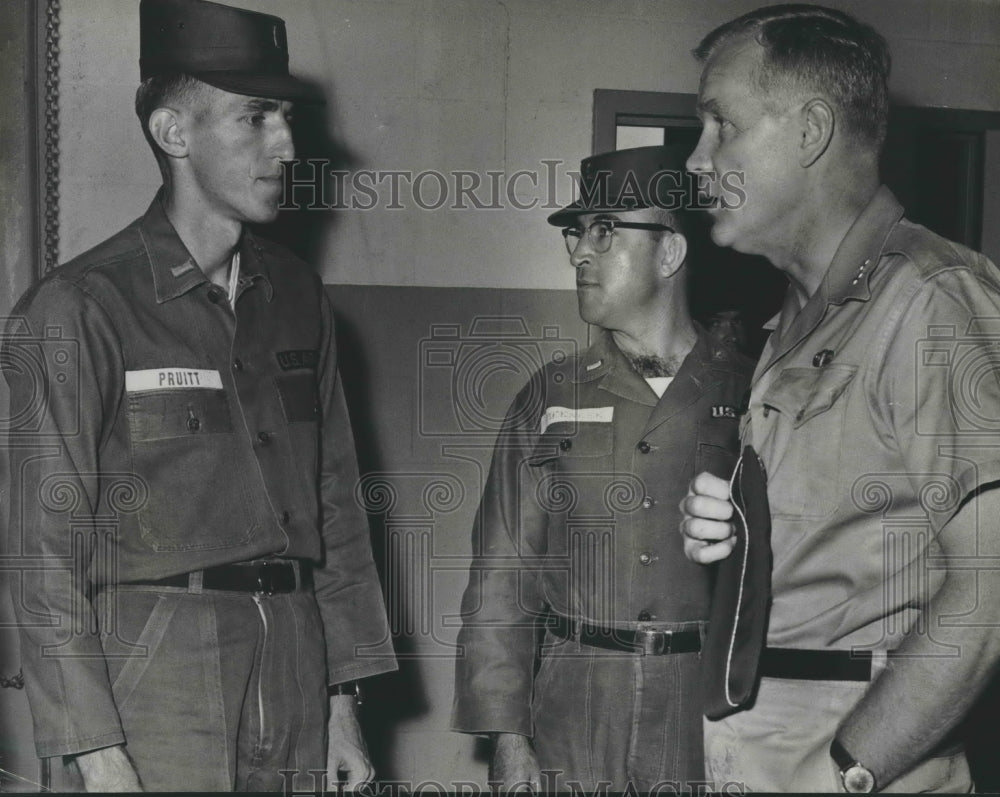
[760,647,883,681]
[122,560,312,595]
[547,613,701,656]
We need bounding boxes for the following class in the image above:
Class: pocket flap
[696,418,740,479]
[127,389,233,442]
[761,365,857,428]
[698,417,739,449]
[528,421,614,465]
[276,373,320,423]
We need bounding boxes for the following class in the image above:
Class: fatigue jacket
[453,328,753,736]
[3,195,396,757]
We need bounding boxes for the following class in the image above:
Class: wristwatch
[327,680,363,706]
[830,738,877,793]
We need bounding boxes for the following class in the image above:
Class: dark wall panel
[326,284,587,780]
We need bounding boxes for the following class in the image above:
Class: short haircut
[134,73,211,171]
[657,205,688,238]
[694,4,891,150]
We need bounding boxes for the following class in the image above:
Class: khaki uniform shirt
[744,186,1000,651]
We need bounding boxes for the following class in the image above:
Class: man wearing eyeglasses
[452,146,753,792]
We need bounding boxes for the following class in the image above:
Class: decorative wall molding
[34,0,61,276]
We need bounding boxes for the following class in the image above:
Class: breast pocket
[528,422,617,518]
[762,364,857,519]
[275,372,320,487]
[527,422,614,468]
[696,418,741,480]
[275,372,320,424]
[126,389,256,551]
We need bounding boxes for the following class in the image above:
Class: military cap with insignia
[548,145,691,227]
[140,0,320,102]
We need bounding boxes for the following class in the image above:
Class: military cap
[140,0,319,102]
[548,144,690,227]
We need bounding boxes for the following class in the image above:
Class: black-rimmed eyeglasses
[561,219,675,255]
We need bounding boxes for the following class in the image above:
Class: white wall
[59,0,1000,289]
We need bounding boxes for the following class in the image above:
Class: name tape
[540,405,613,434]
[126,368,223,392]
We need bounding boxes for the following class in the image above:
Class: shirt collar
[139,193,205,303]
[577,329,611,377]
[574,324,734,383]
[139,192,275,304]
[237,228,275,302]
[820,185,905,306]
[757,186,904,377]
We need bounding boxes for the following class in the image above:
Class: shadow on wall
[333,305,429,779]
[328,285,588,782]
[254,76,357,271]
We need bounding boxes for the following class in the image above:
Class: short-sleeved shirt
[743,186,1000,651]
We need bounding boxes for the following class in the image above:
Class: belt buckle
[256,562,276,596]
[636,628,670,655]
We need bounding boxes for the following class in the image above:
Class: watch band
[327,680,363,705]
[830,738,877,793]
[830,738,857,770]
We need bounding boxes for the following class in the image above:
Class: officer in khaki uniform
[452,146,753,792]
[680,5,1000,792]
[4,0,395,790]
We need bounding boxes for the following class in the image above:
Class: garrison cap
[140,0,320,102]
[548,145,690,227]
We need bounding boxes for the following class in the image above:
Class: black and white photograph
[0,0,999,792]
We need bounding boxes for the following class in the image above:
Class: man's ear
[659,231,688,279]
[799,98,834,168]
[148,107,189,160]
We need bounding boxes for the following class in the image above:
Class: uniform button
[637,610,652,622]
[257,431,271,445]
[639,552,653,565]
[559,438,572,452]
[207,287,224,304]
[186,417,201,432]
[233,358,244,372]
[812,349,835,368]
[641,496,654,509]
[637,441,651,454]
[280,510,291,524]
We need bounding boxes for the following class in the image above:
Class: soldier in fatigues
[5,0,396,790]
[453,147,753,792]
